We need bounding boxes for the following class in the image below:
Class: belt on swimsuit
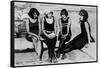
[45,30,54,34]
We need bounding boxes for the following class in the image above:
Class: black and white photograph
[11,1,98,67]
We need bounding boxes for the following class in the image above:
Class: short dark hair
[60,9,68,17]
[50,11,53,15]
[79,9,88,22]
[28,8,40,19]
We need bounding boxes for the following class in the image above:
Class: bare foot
[52,58,58,63]
[46,58,52,63]
[56,51,61,58]
[61,54,67,60]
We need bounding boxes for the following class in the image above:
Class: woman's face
[61,14,67,19]
[79,15,84,21]
[47,13,53,18]
[33,12,38,19]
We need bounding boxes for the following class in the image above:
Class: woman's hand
[48,33,56,39]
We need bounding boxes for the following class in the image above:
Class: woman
[56,9,72,59]
[25,8,42,60]
[40,11,58,63]
[56,9,95,59]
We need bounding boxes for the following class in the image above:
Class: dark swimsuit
[61,17,69,34]
[41,17,55,39]
[25,19,39,42]
[59,17,72,42]
[29,19,39,35]
[44,17,54,31]
[59,21,93,53]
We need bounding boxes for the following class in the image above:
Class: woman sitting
[56,9,95,59]
[56,9,72,59]
[40,11,58,63]
[25,8,42,61]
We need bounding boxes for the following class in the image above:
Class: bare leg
[32,37,42,57]
[32,38,38,54]
[56,38,65,58]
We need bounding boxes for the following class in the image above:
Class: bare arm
[38,18,41,37]
[58,18,62,35]
[25,19,30,32]
[54,17,59,40]
[54,17,58,35]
